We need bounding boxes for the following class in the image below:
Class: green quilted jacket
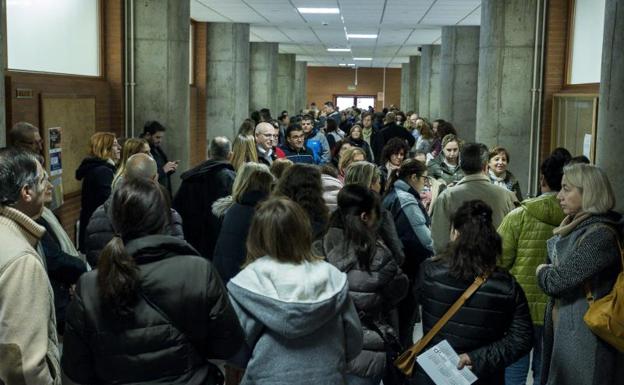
[497,193,565,325]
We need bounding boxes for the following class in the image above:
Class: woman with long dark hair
[62,178,245,384]
[382,159,434,348]
[322,185,408,385]
[274,163,329,239]
[413,200,532,385]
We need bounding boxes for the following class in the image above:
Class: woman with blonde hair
[212,163,274,283]
[231,134,258,171]
[76,132,121,250]
[227,197,363,385]
[537,163,624,385]
[112,137,150,188]
[338,147,367,182]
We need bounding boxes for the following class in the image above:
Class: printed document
[416,340,478,385]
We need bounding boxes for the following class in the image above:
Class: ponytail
[384,168,401,196]
[97,236,140,319]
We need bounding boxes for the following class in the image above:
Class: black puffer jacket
[322,226,409,379]
[76,157,116,251]
[62,235,245,385]
[84,196,184,267]
[414,258,533,385]
[173,160,235,259]
[212,190,268,284]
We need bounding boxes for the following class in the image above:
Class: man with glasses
[0,147,61,385]
[277,124,314,164]
[9,121,44,155]
[254,122,277,166]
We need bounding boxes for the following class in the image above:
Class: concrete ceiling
[191,0,481,68]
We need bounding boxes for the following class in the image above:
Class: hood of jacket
[227,257,349,339]
[75,157,115,180]
[522,193,566,227]
[180,159,233,181]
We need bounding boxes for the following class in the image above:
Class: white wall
[569,0,605,84]
[7,0,99,76]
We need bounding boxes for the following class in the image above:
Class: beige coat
[430,173,517,254]
[0,206,61,385]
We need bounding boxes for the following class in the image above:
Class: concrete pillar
[0,0,6,147]
[249,42,278,115]
[206,23,250,140]
[596,0,624,211]
[294,61,308,114]
[401,56,420,113]
[419,45,441,120]
[440,26,480,142]
[476,0,538,193]
[133,0,190,192]
[277,54,296,114]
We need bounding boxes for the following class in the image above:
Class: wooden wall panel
[105,0,124,134]
[189,21,207,167]
[306,67,402,111]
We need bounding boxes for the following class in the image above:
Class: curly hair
[381,137,410,164]
[274,164,329,231]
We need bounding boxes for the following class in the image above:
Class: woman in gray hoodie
[227,197,363,385]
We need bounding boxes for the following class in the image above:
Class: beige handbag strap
[406,273,489,356]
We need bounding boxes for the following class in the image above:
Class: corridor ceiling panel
[191,0,481,67]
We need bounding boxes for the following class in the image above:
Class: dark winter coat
[173,160,236,260]
[322,227,409,379]
[413,258,533,385]
[62,235,245,385]
[37,216,88,334]
[84,196,184,267]
[151,145,172,194]
[76,157,116,251]
[380,122,415,149]
[277,144,315,164]
[212,190,268,284]
[349,137,374,162]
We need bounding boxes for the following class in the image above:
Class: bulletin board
[551,93,598,163]
[41,95,96,195]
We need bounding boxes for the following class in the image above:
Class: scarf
[362,126,373,144]
[488,169,508,188]
[553,211,592,237]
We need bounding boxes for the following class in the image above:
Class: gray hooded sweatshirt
[227,257,363,385]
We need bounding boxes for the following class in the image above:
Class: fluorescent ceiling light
[347,34,378,39]
[339,64,347,66]
[298,7,340,14]
[327,48,351,52]
[353,57,372,61]
[339,63,356,67]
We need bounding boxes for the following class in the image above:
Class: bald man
[83,153,184,266]
[255,122,277,165]
[9,122,43,155]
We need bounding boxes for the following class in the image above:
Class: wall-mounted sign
[347,85,357,91]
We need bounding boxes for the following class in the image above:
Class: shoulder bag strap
[405,273,488,357]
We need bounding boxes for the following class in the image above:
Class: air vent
[16,88,33,99]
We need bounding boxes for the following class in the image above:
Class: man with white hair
[0,147,61,385]
[255,122,276,166]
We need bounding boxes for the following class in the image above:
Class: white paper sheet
[416,340,478,385]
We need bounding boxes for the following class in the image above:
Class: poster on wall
[48,127,64,210]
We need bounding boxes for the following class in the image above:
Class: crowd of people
[0,104,623,385]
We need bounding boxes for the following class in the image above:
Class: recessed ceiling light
[327,48,351,52]
[347,34,378,39]
[339,63,347,66]
[353,57,372,61]
[298,8,340,14]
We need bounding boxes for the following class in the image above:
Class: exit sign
[347,85,357,91]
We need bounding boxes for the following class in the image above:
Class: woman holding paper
[413,200,533,385]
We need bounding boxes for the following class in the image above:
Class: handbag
[583,227,624,352]
[139,291,225,385]
[394,274,489,376]
[360,315,409,385]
